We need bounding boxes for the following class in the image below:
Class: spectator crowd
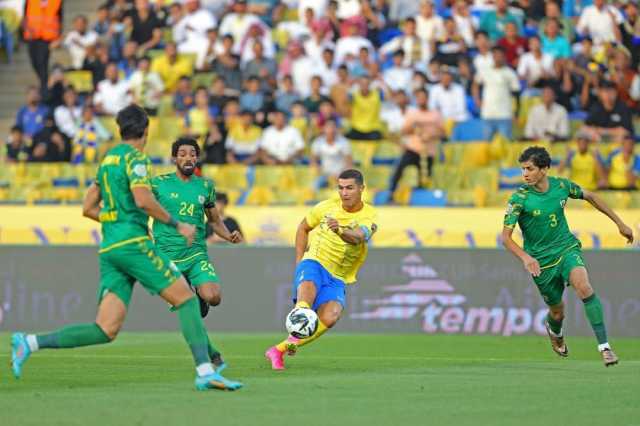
[3,0,640,192]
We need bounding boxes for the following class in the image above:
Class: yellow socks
[275,320,329,352]
[295,301,311,309]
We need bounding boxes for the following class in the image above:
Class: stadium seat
[350,142,377,167]
[64,70,94,93]
[409,189,447,207]
[498,168,522,189]
[363,165,392,190]
[191,72,216,88]
[463,167,498,191]
[372,141,401,165]
[244,186,275,206]
[461,142,492,167]
[446,189,475,207]
[450,119,485,142]
[431,164,463,191]
[273,187,314,205]
[202,164,250,191]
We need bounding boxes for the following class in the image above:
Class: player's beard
[178,163,195,177]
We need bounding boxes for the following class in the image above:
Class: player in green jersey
[10,105,243,391]
[502,146,634,367]
[151,137,242,368]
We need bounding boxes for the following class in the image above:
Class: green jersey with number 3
[96,143,153,251]
[151,172,216,260]
[504,176,583,267]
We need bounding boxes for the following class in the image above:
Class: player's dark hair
[519,146,551,169]
[116,104,149,140]
[338,169,364,185]
[171,137,201,157]
[217,192,228,204]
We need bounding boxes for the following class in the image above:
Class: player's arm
[582,190,634,243]
[502,197,541,276]
[82,182,102,223]
[295,218,314,264]
[326,218,376,245]
[131,186,196,246]
[205,206,242,244]
[502,226,541,277]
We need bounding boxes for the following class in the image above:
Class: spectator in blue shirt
[541,18,571,59]
[239,76,265,113]
[15,86,50,139]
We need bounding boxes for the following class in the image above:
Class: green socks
[583,294,608,345]
[546,313,563,336]
[36,323,111,349]
[176,297,210,366]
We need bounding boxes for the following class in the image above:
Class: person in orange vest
[22,0,63,95]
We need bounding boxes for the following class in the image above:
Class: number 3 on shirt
[179,202,195,216]
[549,214,558,227]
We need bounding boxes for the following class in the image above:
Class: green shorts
[98,237,182,306]
[171,251,219,287]
[533,247,586,307]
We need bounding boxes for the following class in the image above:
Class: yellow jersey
[566,149,602,191]
[303,198,377,284]
[607,149,640,189]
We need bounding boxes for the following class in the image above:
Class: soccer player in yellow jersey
[265,169,378,370]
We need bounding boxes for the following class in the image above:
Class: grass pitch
[1,333,639,426]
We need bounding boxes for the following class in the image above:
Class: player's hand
[326,218,340,233]
[522,255,541,277]
[228,230,243,244]
[618,223,634,244]
[177,223,196,246]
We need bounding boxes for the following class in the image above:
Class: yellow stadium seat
[396,164,420,189]
[431,164,463,191]
[293,166,314,188]
[254,166,295,188]
[273,187,314,205]
[461,142,491,167]
[374,141,401,161]
[191,72,216,89]
[350,142,377,167]
[203,164,249,191]
[159,116,185,144]
[487,190,512,207]
[244,186,275,206]
[447,189,475,206]
[463,167,498,191]
[64,70,94,93]
[596,191,632,209]
[363,166,392,190]
[516,95,541,130]
[158,94,176,116]
[392,186,412,206]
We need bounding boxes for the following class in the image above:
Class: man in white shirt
[472,46,520,139]
[577,0,623,46]
[472,31,494,76]
[380,89,410,138]
[218,0,261,54]
[298,0,328,23]
[54,87,82,139]
[128,56,164,115]
[64,15,99,69]
[379,18,431,68]
[94,62,132,116]
[524,85,569,141]
[452,0,478,47]
[429,66,469,123]
[310,119,353,187]
[174,0,217,58]
[336,0,362,20]
[289,42,317,98]
[416,0,445,44]
[258,110,305,164]
[334,22,374,66]
[517,36,554,88]
[383,50,414,92]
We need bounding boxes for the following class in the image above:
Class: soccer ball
[285,307,319,339]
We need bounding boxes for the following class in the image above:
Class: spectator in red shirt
[496,21,528,68]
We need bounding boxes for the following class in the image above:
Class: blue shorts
[292,259,346,311]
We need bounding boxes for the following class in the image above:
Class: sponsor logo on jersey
[533,209,541,216]
[170,193,179,198]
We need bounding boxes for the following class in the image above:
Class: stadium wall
[1,205,640,248]
[0,247,638,337]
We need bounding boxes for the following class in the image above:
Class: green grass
[1,333,639,426]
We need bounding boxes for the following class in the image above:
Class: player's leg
[292,301,343,349]
[567,262,618,366]
[183,254,226,369]
[11,253,132,379]
[534,264,568,357]
[132,239,242,389]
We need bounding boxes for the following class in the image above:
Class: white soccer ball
[285,307,319,339]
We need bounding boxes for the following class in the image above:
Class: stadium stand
[2,0,640,208]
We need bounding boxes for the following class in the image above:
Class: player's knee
[96,322,120,341]
[198,285,222,306]
[318,310,340,328]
